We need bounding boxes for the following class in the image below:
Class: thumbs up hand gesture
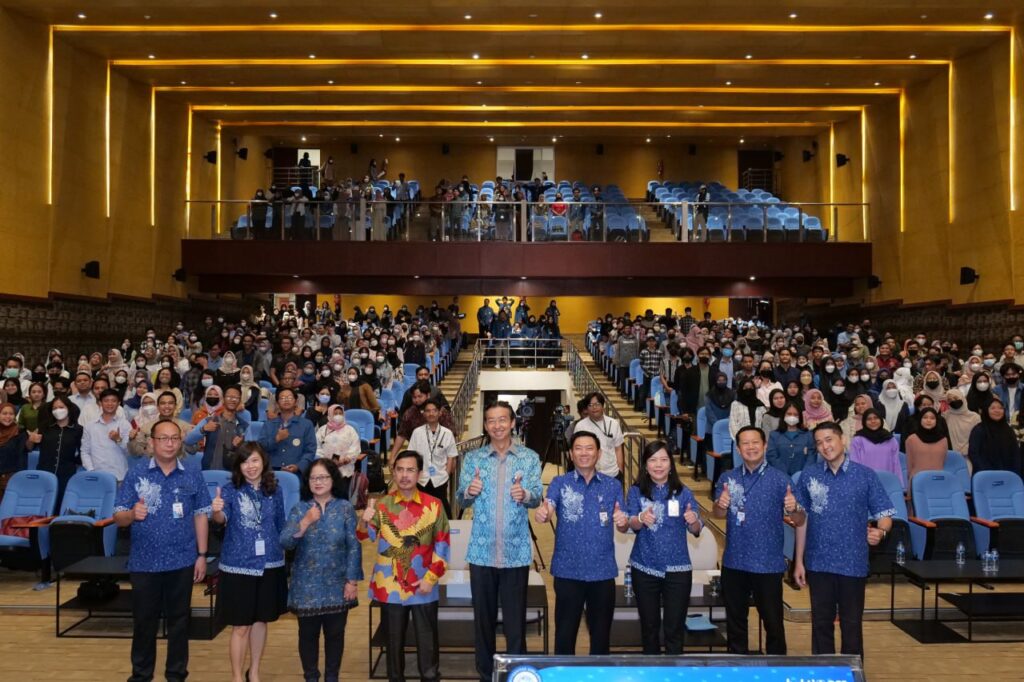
[466,467,483,498]
[683,502,699,526]
[612,501,628,531]
[716,484,732,511]
[133,497,148,522]
[784,484,798,514]
[639,504,657,528]
[535,497,553,523]
[361,498,378,525]
[510,471,525,503]
[211,487,224,514]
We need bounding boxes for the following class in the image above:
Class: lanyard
[243,486,264,532]
[425,425,445,459]
[589,417,612,439]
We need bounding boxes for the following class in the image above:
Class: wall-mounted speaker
[442,143,450,155]
[173,268,187,283]
[959,266,979,285]
[596,143,604,155]
[81,261,100,279]
[350,143,359,155]
[867,275,882,289]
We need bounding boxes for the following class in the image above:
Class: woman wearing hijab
[728,378,766,442]
[849,408,904,487]
[766,402,815,476]
[969,399,1023,476]
[917,371,949,411]
[704,373,734,426]
[876,379,909,432]
[192,384,225,426]
[0,403,28,499]
[355,359,382,397]
[305,385,334,429]
[967,372,995,415]
[103,349,128,385]
[683,326,704,355]
[839,394,874,445]
[314,405,363,503]
[215,350,242,390]
[906,407,952,482]
[123,377,153,420]
[824,377,852,422]
[802,388,833,430]
[783,380,804,411]
[892,367,916,403]
[338,368,380,416]
[944,388,980,460]
[2,379,26,408]
[127,393,161,457]
[238,365,261,422]
[760,389,789,435]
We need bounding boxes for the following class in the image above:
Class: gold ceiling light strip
[194,104,862,113]
[113,57,949,67]
[53,22,1012,34]
[218,120,824,129]
[160,84,902,95]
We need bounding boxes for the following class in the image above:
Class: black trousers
[632,568,693,655]
[553,577,616,655]
[417,480,452,520]
[297,611,349,682]
[469,564,529,681]
[806,570,867,657]
[381,602,440,682]
[129,566,193,682]
[720,566,787,655]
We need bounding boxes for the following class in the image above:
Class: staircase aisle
[633,199,677,242]
[437,348,475,440]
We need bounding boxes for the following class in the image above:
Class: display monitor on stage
[494,655,866,682]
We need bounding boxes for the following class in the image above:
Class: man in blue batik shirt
[794,421,895,658]
[114,418,211,682]
[457,401,542,682]
[258,387,316,473]
[536,431,624,655]
[713,426,805,656]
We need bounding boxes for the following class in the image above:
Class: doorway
[482,389,566,464]
[514,149,534,181]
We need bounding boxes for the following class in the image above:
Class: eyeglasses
[152,436,182,444]
[485,417,511,425]
[309,475,332,483]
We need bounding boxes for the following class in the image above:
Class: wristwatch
[197,552,208,558]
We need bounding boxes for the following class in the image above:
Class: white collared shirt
[572,415,625,477]
[408,422,457,487]
[81,413,133,481]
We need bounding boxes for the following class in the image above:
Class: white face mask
[140,405,158,418]
[115,375,127,384]
[321,369,331,378]
[201,378,214,388]
[52,407,69,421]
[832,385,846,395]
[976,382,990,392]
[865,362,876,370]
[884,388,899,399]
[331,414,345,425]
[784,415,801,426]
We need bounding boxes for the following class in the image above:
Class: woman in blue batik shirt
[211,442,287,682]
[620,440,703,654]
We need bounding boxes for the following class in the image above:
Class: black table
[56,555,222,640]
[611,583,760,653]
[890,559,1024,643]
[367,583,549,680]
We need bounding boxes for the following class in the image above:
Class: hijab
[134,394,161,431]
[919,370,947,405]
[357,360,382,392]
[706,376,735,410]
[684,326,703,354]
[239,364,258,396]
[970,399,1022,475]
[967,372,995,414]
[825,381,852,421]
[3,380,26,407]
[766,388,788,418]
[944,388,980,454]
[0,404,20,447]
[855,408,892,445]
[911,407,947,444]
[219,351,240,375]
[736,379,762,425]
[892,367,915,402]
[877,379,907,431]
[325,404,347,432]
[802,388,833,423]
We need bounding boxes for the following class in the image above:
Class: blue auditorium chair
[910,470,987,559]
[45,471,119,569]
[705,419,733,493]
[972,470,1024,558]
[0,471,59,570]
[274,470,301,516]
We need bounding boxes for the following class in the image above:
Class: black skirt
[216,566,288,626]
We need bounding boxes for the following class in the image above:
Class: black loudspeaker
[173,268,187,283]
[867,275,882,289]
[803,150,815,163]
[960,267,979,285]
[350,143,358,154]
[596,143,604,155]
[836,153,850,167]
[442,143,450,155]
[81,261,100,279]
[203,150,217,164]
[688,144,697,155]
[263,148,274,160]
[235,147,249,161]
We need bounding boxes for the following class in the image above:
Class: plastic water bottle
[623,570,633,600]
[992,549,1000,573]
[955,542,966,566]
[895,541,906,566]
[982,550,993,572]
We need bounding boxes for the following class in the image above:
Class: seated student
[766,402,815,476]
[969,399,1023,476]
[944,388,980,461]
[801,389,833,430]
[905,407,951,482]
[848,408,904,487]
[729,378,765,442]
[839,394,874,445]
[876,379,910,433]
[704,373,734,426]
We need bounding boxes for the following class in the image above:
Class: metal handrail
[475,337,566,369]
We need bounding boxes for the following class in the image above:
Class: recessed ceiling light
[489,137,495,142]
[667,135,672,138]
[920,14,928,19]
[594,12,603,19]
[308,54,316,59]
[327,79,334,84]
[481,103,487,107]
[472,53,480,60]
[575,81,582,85]
[144,15,151,20]
[395,137,400,142]
[269,12,278,19]
[725,81,732,86]
[984,13,994,20]
[749,275,756,281]
[476,80,483,85]
[824,82,831,86]
[739,138,745,144]
[77,13,86,20]
[292,275,299,279]
[379,134,383,138]
[874,81,881,86]
[698,104,705,108]
[789,12,798,19]
[413,275,420,279]
[229,81,234,85]
[909,54,917,59]
[520,276,527,280]
[581,54,589,60]
[529,55,535,59]
[745,54,753,59]
[180,80,187,85]
[552,137,557,143]
[301,136,307,142]
[148,54,155,59]
[464,14,472,20]
[529,13,538,18]
[645,138,651,143]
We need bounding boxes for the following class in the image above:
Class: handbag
[0,515,46,539]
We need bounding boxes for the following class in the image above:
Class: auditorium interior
[2,1,1024,680]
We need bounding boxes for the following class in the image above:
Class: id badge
[599,511,609,526]
[428,465,437,477]
[292,438,301,447]
[668,499,680,517]
[255,539,266,556]
[172,501,184,519]
[736,510,745,525]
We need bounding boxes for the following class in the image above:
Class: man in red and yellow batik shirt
[358,449,449,682]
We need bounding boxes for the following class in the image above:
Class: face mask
[115,375,127,385]
[825,364,835,373]
[722,348,734,358]
[865,362,875,370]
[206,396,220,407]
[359,352,369,359]
[348,374,358,382]
[320,368,331,378]
[1015,342,1023,351]
[140,404,158,418]
[317,394,331,405]
[848,374,860,383]
[52,407,69,421]
[364,367,373,375]
[971,348,983,357]
[925,379,941,389]
[331,414,345,425]
[903,361,913,369]
[333,364,343,373]
[304,368,315,376]
[698,356,709,364]
[161,362,171,369]
[984,359,996,367]
[968,363,981,373]
[760,370,773,378]
[977,381,991,392]
[884,388,899,399]
[376,356,385,363]
[352,358,361,367]
[1007,376,1020,385]
[867,337,875,344]
[949,399,964,410]
[784,415,801,426]
[832,385,846,395]
[201,378,214,388]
